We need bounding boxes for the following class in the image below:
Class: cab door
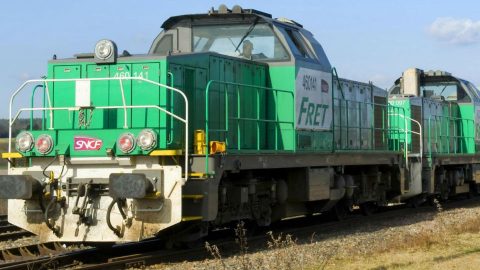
[279,26,333,151]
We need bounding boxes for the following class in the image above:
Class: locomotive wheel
[360,202,378,216]
[327,200,350,221]
[468,183,478,198]
[409,195,426,208]
[440,185,450,201]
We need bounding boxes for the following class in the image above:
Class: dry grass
[0,138,10,151]
[152,201,480,270]
[373,206,480,253]
[324,201,480,270]
[332,233,480,270]
[199,221,337,270]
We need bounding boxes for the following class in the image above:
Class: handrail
[8,77,189,182]
[204,80,295,174]
[331,68,345,99]
[388,113,423,168]
[29,85,44,131]
[12,105,186,126]
[427,114,475,155]
[166,72,175,145]
[332,98,404,151]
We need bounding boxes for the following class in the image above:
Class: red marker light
[35,134,53,155]
[118,133,135,153]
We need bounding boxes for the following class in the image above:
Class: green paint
[40,58,170,157]
[268,65,296,151]
[30,53,399,160]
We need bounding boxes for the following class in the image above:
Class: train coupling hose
[106,198,129,237]
[45,196,62,237]
[44,176,66,237]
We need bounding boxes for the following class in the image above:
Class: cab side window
[284,28,316,60]
[153,34,173,55]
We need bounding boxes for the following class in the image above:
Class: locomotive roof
[161,8,303,30]
[393,70,460,85]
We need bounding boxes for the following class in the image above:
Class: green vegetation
[0,118,43,138]
[0,138,12,168]
[0,118,35,167]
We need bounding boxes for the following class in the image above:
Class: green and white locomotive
[2,6,480,243]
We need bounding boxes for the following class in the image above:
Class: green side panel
[52,65,82,129]
[42,58,174,157]
[223,59,235,147]
[268,65,296,151]
[458,104,475,153]
[131,63,160,126]
[388,99,412,152]
[422,101,474,155]
[86,64,109,129]
[168,53,275,152]
[441,105,451,153]
[109,64,132,128]
[476,105,480,153]
[388,98,475,156]
[255,65,267,150]
[169,63,186,148]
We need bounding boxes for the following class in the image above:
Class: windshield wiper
[234,18,259,52]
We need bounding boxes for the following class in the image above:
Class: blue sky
[2,0,480,118]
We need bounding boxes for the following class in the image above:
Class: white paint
[75,79,91,107]
[295,68,332,130]
[8,161,183,242]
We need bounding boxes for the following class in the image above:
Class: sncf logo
[74,136,103,151]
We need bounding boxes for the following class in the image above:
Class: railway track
[0,216,33,242]
[0,197,478,270]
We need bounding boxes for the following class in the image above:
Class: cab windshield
[192,23,289,61]
[421,81,471,102]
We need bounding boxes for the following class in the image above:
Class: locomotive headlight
[95,39,114,60]
[118,133,136,153]
[16,132,34,152]
[137,129,157,151]
[35,134,53,155]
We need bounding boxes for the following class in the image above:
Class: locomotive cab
[389,68,480,200]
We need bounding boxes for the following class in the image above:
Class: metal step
[181,216,203,222]
[182,194,204,200]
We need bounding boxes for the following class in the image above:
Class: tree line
[0,119,43,138]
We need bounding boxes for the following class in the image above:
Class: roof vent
[218,4,229,14]
[425,70,451,77]
[232,5,243,13]
[209,5,272,18]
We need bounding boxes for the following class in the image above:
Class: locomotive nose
[0,175,42,199]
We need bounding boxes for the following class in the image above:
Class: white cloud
[427,17,480,45]
[18,73,33,81]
